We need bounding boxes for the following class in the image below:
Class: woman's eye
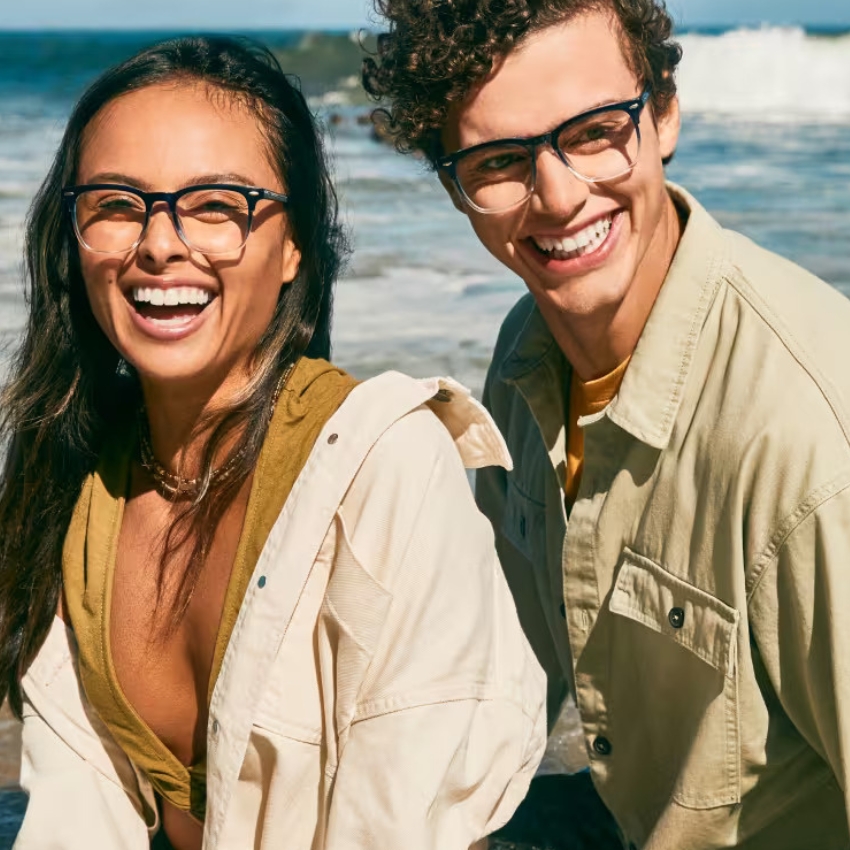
[98,195,141,209]
[182,193,246,216]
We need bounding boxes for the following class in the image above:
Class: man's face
[441,11,680,322]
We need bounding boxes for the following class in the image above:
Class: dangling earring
[115,358,132,378]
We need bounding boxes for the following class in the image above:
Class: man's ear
[437,169,469,214]
[657,94,681,164]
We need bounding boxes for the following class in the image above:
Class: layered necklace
[138,366,292,499]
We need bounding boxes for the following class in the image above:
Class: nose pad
[530,148,590,217]
[137,203,190,264]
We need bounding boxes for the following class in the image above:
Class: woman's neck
[139,369,247,479]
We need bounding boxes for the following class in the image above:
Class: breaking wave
[676,27,850,120]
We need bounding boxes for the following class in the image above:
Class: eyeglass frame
[61,183,290,254]
[436,84,653,214]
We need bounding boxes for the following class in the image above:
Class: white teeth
[534,215,613,258]
[131,286,212,307]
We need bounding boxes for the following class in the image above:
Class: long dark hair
[0,35,347,716]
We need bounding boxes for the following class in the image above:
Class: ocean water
[1,27,849,397]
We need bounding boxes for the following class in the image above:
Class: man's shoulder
[720,227,850,404]
[490,291,539,368]
[482,292,539,416]
[723,228,850,326]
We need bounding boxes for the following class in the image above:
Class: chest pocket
[607,548,741,810]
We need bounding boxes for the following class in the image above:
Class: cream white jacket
[15,372,546,850]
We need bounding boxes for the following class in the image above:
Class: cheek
[79,256,117,329]
[468,216,515,259]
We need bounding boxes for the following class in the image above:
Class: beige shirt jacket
[476,185,850,849]
[16,372,547,850]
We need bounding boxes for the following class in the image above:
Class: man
[364,1,850,848]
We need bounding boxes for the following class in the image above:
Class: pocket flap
[609,549,739,675]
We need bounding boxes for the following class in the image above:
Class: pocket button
[592,736,612,756]
[668,607,685,629]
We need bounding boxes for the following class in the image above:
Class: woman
[0,36,545,850]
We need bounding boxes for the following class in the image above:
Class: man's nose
[530,147,590,218]
[137,202,190,266]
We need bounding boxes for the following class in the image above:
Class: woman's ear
[281,237,301,285]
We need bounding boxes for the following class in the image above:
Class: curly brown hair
[363,0,683,165]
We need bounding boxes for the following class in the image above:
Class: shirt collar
[607,184,728,448]
[498,296,570,473]
[495,183,729,451]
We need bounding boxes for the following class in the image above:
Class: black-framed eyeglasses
[437,84,652,214]
[61,183,290,255]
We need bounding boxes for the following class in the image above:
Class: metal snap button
[212,719,219,734]
[668,607,685,629]
[592,736,612,756]
[327,433,339,445]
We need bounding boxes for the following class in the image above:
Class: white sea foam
[676,27,850,120]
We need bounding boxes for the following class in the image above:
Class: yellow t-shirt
[62,357,358,821]
[564,357,630,508]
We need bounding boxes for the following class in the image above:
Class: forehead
[77,82,280,188]
[443,11,638,151]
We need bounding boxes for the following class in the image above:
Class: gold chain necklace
[138,365,292,499]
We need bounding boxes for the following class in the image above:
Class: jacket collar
[497,184,728,450]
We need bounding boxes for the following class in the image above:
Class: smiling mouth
[129,286,215,329]
[531,213,615,261]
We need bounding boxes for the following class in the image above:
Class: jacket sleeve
[14,619,155,850]
[321,407,547,849]
[749,483,850,816]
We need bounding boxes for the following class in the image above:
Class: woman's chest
[109,490,247,765]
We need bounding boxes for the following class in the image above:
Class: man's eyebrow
[81,172,261,189]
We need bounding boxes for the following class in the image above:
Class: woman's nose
[137,202,190,267]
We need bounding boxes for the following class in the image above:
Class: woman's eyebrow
[81,171,260,189]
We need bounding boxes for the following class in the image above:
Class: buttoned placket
[562,411,621,774]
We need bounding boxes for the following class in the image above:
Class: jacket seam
[727,272,850,448]
[350,689,534,725]
[334,430,443,723]
[746,472,850,601]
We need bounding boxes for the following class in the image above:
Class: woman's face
[76,82,301,394]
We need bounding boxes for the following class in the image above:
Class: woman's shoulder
[329,371,511,478]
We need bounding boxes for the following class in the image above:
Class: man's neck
[539,192,684,381]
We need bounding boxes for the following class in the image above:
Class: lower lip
[126,297,215,342]
[525,211,624,276]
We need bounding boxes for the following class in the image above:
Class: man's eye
[580,126,608,143]
[473,151,527,173]
[562,117,629,151]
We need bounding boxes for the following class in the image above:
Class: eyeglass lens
[73,188,252,254]
[454,108,640,212]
